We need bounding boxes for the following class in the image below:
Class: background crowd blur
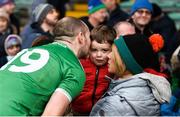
[0,0,179,115]
[14,0,180,30]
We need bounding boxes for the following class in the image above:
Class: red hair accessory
[149,34,164,52]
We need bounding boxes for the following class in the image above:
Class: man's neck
[55,40,79,57]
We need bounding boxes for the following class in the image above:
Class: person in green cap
[80,0,108,31]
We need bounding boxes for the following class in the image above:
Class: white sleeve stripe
[55,88,72,102]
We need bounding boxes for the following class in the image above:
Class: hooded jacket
[71,58,110,114]
[90,72,171,116]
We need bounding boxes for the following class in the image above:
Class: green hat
[88,0,106,14]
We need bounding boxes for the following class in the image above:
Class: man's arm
[42,89,70,116]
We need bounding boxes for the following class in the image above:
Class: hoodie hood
[136,72,171,103]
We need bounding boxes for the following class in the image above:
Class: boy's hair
[90,25,116,45]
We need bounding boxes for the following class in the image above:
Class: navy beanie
[88,0,106,14]
[130,0,153,15]
[0,0,14,7]
[114,34,160,74]
[32,3,54,23]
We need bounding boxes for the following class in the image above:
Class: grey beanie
[32,3,54,23]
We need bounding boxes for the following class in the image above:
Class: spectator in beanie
[0,0,20,34]
[101,0,129,27]
[128,0,170,76]
[21,3,58,49]
[90,34,171,116]
[161,46,180,116]
[0,8,12,57]
[80,0,108,31]
[128,0,153,37]
[20,0,46,43]
[0,34,22,67]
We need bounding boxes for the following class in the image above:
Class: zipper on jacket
[92,67,100,106]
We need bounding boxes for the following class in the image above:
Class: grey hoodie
[90,72,171,116]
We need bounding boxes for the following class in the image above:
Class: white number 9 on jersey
[1,49,50,73]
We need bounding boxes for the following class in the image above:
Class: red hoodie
[71,58,110,114]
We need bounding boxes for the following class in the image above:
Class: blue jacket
[21,23,53,49]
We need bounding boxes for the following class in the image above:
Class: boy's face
[7,45,20,56]
[89,40,111,66]
[0,17,8,33]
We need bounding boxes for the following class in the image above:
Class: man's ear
[77,32,84,44]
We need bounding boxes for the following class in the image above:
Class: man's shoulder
[41,42,79,61]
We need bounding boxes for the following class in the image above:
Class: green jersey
[0,42,85,115]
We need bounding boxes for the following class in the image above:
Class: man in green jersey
[0,17,91,116]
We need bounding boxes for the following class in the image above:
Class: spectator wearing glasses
[128,0,153,37]
[0,34,22,67]
[128,0,169,75]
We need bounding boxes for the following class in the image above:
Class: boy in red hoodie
[71,25,116,115]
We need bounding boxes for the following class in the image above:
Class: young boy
[0,34,22,67]
[71,25,116,115]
